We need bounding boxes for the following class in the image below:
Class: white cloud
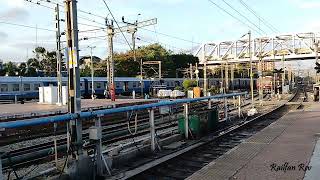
[289,0,320,9]
[0,31,8,40]
[3,0,26,8]
[0,8,29,22]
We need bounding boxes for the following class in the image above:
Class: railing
[0,92,247,179]
[0,92,247,129]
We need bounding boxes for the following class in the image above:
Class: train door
[84,78,89,97]
[123,81,129,92]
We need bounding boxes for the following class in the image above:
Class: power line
[238,0,280,33]
[25,0,106,27]
[207,0,263,35]
[220,0,268,35]
[101,0,133,51]
[140,28,200,44]
[137,36,187,52]
[0,21,55,32]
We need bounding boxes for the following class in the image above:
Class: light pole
[88,45,96,100]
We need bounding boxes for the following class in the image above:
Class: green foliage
[182,79,197,90]
[174,86,184,91]
[1,44,200,78]
[208,87,220,95]
[80,66,91,77]
[113,43,199,78]
[3,61,18,76]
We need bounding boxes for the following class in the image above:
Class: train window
[90,83,92,89]
[96,82,101,89]
[80,82,83,87]
[0,84,8,92]
[62,82,67,86]
[12,84,19,91]
[116,82,120,88]
[132,82,136,88]
[34,84,40,91]
[24,84,31,91]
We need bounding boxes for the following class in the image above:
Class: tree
[80,66,91,77]
[18,62,27,76]
[113,43,199,78]
[169,53,199,77]
[34,47,46,61]
[3,61,18,76]
[182,79,197,90]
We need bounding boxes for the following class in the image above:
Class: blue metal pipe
[0,92,247,129]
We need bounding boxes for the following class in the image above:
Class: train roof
[0,76,255,83]
[0,76,153,83]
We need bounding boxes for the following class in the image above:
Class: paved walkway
[188,103,320,180]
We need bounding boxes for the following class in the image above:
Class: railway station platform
[187,102,320,180]
[0,99,158,117]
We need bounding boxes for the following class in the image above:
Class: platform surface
[187,102,320,180]
[0,99,157,117]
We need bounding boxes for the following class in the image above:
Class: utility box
[178,115,200,137]
[38,86,44,103]
[193,87,201,98]
[89,126,102,140]
[187,90,194,98]
[39,86,68,105]
[44,86,58,104]
[62,86,68,105]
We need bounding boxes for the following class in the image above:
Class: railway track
[121,90,303,180]
[0,93,267,177]
[1,101,222,171]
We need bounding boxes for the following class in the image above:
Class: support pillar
[183,103,189,139]
[64,0,82,156]
[149,109,156,151]
[224,97,228,120]
[282,56,285,94]
[95,117,103,176]
[238,95,241,118]
[208,99,212,109]
[0,157,3,180]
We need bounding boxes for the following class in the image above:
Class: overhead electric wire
[140,28,200,44]
[24,0,107,34]
[238,0,280,33]
[101,0,133,51]
[207,0,263,35]
[38,0,106,20]
[220,0,268,35]
[0,21,55,32]
[137,36,187,52]
[25,0,106,27]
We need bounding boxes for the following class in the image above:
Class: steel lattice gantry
[195,32,320,64]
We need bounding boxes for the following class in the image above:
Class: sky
[0,0,320,72]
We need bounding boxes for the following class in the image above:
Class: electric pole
[225,62,229,93]
[282,55,285,94]
[203,44,208,96]
[315,41,319,83]
[55,4,63,106]
[105,17,157,101]
[249,31,254,108]
[64,0,82,156]
[88,46,96,100]
[190,63,193,79]
[122,15,143,96]
[106,20,115,101]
